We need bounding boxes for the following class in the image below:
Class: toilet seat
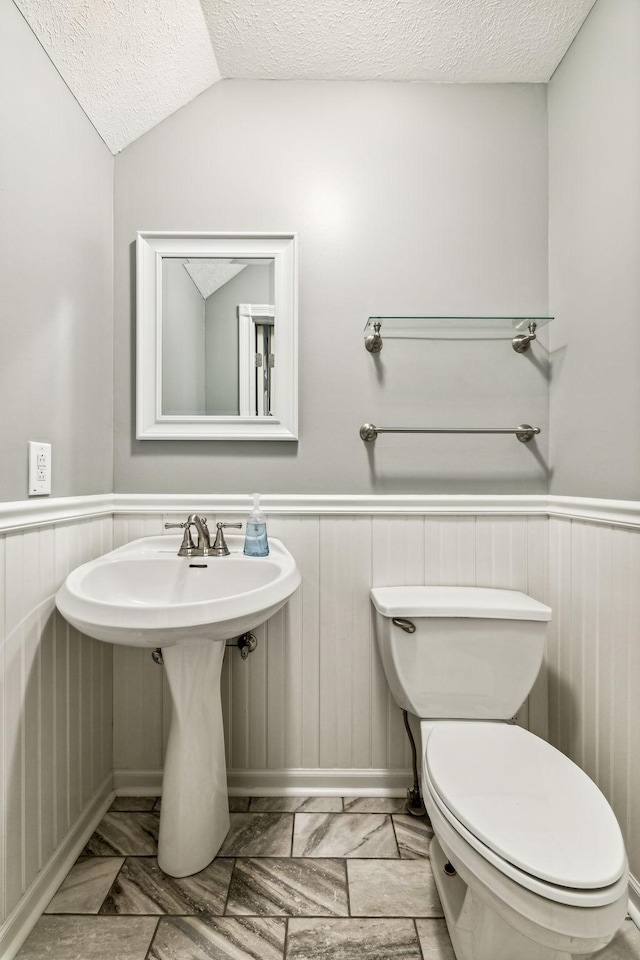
[424,722,627,908]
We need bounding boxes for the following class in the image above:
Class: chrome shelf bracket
[364,321,383,352]
[512,320,538,353]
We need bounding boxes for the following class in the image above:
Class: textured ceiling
[184,260,246,299]
[13,0,220,153]
[14,0,596,154]
[201,0,596,81]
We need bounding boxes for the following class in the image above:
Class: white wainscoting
[548,516,640,920]
[2,494,639,945]
[111,512,549,789]
[0,516,114,940]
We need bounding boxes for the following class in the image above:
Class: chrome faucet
[164,514,213,557]
[164,516,241,557]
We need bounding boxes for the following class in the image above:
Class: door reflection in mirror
[238,305,275,418]
[161,257,275,417]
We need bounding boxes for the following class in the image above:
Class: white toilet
[371,585,628,960]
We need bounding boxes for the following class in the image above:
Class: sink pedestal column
[157,641,229,878]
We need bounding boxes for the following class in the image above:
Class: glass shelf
[363,316,553,341]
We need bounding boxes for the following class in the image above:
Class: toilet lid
[425,723,626,889]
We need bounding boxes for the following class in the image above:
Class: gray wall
[114,81,549,494]
[549,0,640,499]
[162,259,206,414]
[0,1,114,502]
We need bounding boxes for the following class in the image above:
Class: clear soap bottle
[243,493,269,557]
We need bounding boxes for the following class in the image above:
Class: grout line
[143,916,161,960]
[343,859,352,918]
[389,814,402,859]
[414,917,426,960]
[43,911,444,920]
[221,858,236,917]
[96,856,127,914]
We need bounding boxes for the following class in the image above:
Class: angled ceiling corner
[13,0,598,153]
[13,0,222,154]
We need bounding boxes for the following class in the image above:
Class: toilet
[371,585,628,960]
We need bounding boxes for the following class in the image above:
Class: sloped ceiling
[13,0,220,153]
[14,0,596,154]
[184,260,246,299]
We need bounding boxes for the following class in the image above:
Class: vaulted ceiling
[14,0,596,153]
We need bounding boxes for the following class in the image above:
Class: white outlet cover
[28,441,51,496]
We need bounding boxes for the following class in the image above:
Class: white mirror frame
[136,231,298,440]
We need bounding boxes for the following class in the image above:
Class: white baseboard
[113,769,164,795]
[114,767,412,798]
[0,774,114,960]
[628,872,640,930]
[227,768,412,796]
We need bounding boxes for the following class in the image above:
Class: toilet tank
[371,586,551,720]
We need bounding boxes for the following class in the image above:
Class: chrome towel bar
[359,423,541,444]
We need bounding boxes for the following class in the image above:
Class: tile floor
[18,796,640,960]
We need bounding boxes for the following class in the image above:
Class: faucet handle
[164,521,197,557]
[212,521,243,557]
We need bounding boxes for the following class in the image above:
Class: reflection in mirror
[136,232,297,440]
[161,258,275,417]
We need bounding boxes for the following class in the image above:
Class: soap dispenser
[243,494,269,557]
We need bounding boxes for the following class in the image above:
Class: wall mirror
[136,232,298,439]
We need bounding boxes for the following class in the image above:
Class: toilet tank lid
[370,586,551,621]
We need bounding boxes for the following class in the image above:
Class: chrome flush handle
[392,617,416,634]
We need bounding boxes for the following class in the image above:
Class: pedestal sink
[56,533,300,877]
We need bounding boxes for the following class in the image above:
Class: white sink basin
[56,534,301,647]
[55,531,300,879]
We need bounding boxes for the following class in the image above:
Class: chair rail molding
[2,493,640,532]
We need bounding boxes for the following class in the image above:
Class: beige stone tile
[45,858,124,914]
[347,859,443,917]
[416,919,456,959]
[18,916,158,960]
[218,813,293,857]
[109,796,157,812]
[148,916,285,960]
[292,813,398,858]
[226,858,348,916]
[343,797,407,814]
[249,796,342,813]
[287,918,422,959]
[81,812,159,856]
[596,919,640,959]
[100,857,233,915]
[392,813,434,858]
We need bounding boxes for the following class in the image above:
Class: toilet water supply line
[151,632,258,666]
[402,710,427,817]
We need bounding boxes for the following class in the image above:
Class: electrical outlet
[28,441,51,496]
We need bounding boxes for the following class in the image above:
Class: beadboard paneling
[548,517,640,895]
[112,513,548,778]
[0,517,113,927]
